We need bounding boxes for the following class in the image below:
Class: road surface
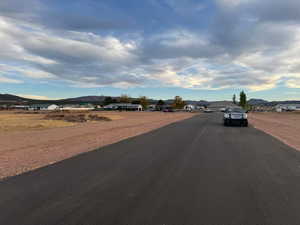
[1,113,300,225]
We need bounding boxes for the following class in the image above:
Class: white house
[275,104,300,112]
[47,104,60,110]
[29,104,59,110]
[60,104,94,111]
[29,104,45,110]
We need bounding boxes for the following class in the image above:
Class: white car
[204,108,214,113]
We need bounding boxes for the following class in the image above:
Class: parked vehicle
[204,108,214,113]
[163,107,174,112]
[223,108,248,127]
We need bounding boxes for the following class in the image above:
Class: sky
[0,0,300,101]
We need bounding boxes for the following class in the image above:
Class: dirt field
[0,111,123,132]
[0,111,75,132]
[0,111,195,179]
[249,112,300,151]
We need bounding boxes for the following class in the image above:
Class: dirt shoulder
[249,112,300,151]
[0,111,195,179]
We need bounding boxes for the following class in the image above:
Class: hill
[208,101,236,108]
[0,94,29,102]
[64,96,107,102]
[1,94,299,106]
[247,99,269,105]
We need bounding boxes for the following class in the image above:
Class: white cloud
[0,64,55,79]
[0,76,22,83]
[286,79,300,88]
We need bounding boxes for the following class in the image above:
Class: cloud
[0,0,300,93]
[0,64,55,79]
[0,0,130,31]
[0,0,41,21]
[0,76,22,84]
[286,79,300,88]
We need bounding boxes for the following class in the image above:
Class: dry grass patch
[45,112,112,122]
[0,112,75,132]
[0,111,120,133]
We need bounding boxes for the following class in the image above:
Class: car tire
[224,120,228,126]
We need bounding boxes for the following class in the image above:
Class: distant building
[29,104,59,110]
[60,104,94,111]
[252,105,274,112]
[104,103,143,111]
[48,104,60,110]
[148,104,157,111]
[207,101,236,111]
[275,104,300,112]
[10,105,30,110]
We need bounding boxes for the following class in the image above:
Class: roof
[30,104,52,107]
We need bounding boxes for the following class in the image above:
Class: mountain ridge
[0,94,299,105]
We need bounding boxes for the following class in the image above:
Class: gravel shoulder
[249,112,300,151]
[0,111,195,179]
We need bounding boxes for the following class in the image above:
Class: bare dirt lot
[249,112,300,151]
[0,111,195,179]
[0,111,76,132]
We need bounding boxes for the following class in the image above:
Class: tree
[103,96,114,105]
[131,100,140,104]
[239,91,247,108]
[139,96,149,110]
[156,99,165,106]
[172,96,185,109]
[232,94,236,104]
[119,94,131,103]
[156,99,165,111]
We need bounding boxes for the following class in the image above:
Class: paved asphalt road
[1,113,300,225]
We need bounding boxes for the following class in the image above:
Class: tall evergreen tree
[156,99,165,111]
[103,97,114,105]
[239,91,247,108]
[157,99,165,106]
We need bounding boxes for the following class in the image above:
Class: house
[10,105,30,110]
[29,104,50,110]
[60,104,95,111]
[275,104,300,112]
[103,103,143,111]
[148,104,157,111]
[48,104,60,110]
[29,104,59,110]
